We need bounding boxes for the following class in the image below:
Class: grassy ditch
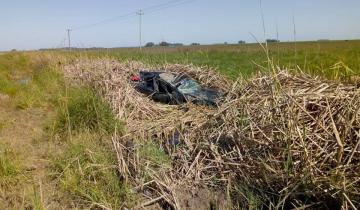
[0,52,131,208]
[50,86,131,208]
[51,131,130,209]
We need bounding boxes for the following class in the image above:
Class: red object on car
[130,75,140,81]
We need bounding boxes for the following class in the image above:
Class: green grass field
[65,40,360,81]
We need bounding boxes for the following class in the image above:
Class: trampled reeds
[64,58,359,209]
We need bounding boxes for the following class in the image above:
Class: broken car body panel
[132,71,223,106]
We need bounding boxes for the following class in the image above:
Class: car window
[177,79,201,94]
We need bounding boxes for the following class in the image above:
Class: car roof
[159,72,176,83]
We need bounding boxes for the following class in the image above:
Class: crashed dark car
[130,71,223,106]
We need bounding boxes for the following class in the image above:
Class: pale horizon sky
[1,0,360,51]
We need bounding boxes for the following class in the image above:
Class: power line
[144,0,195,15]
[65,0,196,49]
[72,12,137,31]
[142,0,184,11]
[70,0,196,31]
[54,37,66,49]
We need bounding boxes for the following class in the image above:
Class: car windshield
[177,78,201,94]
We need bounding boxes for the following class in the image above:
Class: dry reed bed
[64,58,360,209]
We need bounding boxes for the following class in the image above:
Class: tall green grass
[0,144,21,187]
[51,132,131,209]
[0,52,32,96]
[54,87,121,136]
[51,86,130,208]
[139,141,170,168]
[0,52,63,109]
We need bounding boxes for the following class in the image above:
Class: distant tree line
[145,41,205,47]
[144,38,282,47]
[144,40,252,47]
[39,38,286,52]
[266,39,280,43]
[145,41,185,47]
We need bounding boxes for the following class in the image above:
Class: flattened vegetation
[65,58,360,209]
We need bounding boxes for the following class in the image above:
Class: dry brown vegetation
[64,58,360,209]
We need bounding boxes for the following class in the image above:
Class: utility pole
[136,10,144,51]
[292,12,297,58]
[67,29,72,51]
[276,20,280,58]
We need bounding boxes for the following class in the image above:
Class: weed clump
[139,141,170,168]
[0,145,21,187]
[55,88,121,136]
[51,132,131,209]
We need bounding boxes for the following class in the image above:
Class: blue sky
[1,0,359,51]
